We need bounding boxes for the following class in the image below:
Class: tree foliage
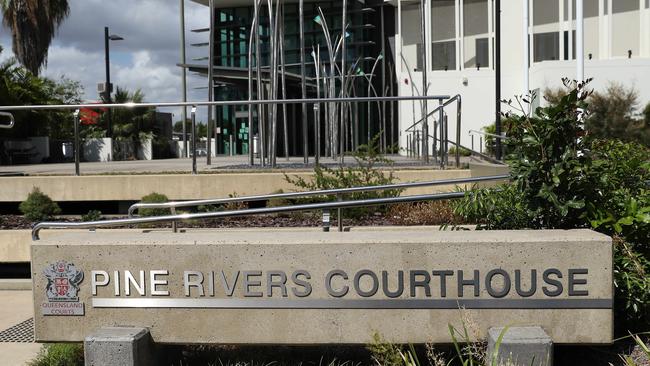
[0,48,83,139]
[544,82,650,146]
[0,0,70,75]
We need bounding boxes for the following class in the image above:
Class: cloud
[0,0,211,122]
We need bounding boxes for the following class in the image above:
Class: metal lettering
[542,269,563,297]
[124,270,146,296]
[243,271,263,297]
[515,269,537,297]
[381,270,404,298]
[457,270,480,297]
[568,269,589,296]
[410,270,431,297]
[325,270,349,298]
[432,270,453,297]
[220,270,239,297]
[291,270,312,297]
[485,269,511,298]
[150,270,169,296]
[267,271,288,297]
[184,271,204,297]
[354,270,379,298]
[91,270,109,296]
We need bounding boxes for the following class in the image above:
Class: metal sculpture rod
[366,55,383,145]
[340,0,347,164]
[266,0,279,167]
[311,46,322,163]
[419,0,429,163]
[179,0,188,158]
[247,0,259,166]
[380,4,386,153]
[299,0,308,164]
[207,0,215,165]
[254,0,265,166]
[279,4,289,161]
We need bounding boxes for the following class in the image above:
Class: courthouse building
[184,0,650,156]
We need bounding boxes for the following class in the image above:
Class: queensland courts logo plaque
[41,261,85,316]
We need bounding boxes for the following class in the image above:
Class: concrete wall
[30,228,613,344]
[83,138,113,162]
[0,169,473,202]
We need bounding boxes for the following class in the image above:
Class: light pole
[104,26,123,138]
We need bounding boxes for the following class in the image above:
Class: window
[612,0,640,57]
[613,0,639,13]
[432,41,456,70]
[475,38,489,69]
[432,0,456,70]
[463,0,489,68]
[534,32,559,62]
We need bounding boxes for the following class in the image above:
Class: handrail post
[73,109,80,176]
[455,95,462,167]
[322,209,330,232]
[438,99,444,169]
[0,112,15,129]
[191,106,197,175]
[171,207,178,233]
[314,103,320,165]
[337,193,343,232]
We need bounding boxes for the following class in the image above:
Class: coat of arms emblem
[43,261,84,302]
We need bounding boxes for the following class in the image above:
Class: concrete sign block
[31,228,612,344]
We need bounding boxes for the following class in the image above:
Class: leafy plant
[28,343,84,366]
[139,192,170,217]
[367,332,404,366]
[19,187,61,222]
[81,210,102,222]
[453,78,650,326]
[285,134,401,218]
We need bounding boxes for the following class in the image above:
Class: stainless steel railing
[31,174,509,240]
[0,95,451,175]
[403,94,462,168]
[469,129,508,159]
[0,112,15,129]
[127,174,509,217]
[31,192,462,241]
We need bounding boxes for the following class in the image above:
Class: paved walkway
[0,155,469,176]
[0,290,41,365]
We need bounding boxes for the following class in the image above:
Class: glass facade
[202,2,393,156]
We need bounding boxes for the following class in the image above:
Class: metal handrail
[127,174,509,217]
[404,94,461,132]
[0,112,15,129]
[32,191,469,240]
[0,95,450,112]
[468,129,508,140]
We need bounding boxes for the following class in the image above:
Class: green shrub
[139,192,170,217]
[81,210,102,222]
[453,78,650,327]
[448,146,471,157]
[19,187,61,222]
[285,134,401,218]
[29,343,84,366]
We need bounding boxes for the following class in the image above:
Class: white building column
[576,0,584,82]
[523,0,529,94]
[641,0,650,57]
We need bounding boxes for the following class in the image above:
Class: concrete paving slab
[0,290,41,366]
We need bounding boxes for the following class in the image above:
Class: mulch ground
[0,213,398,230]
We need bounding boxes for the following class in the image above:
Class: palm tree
[110,86,155,160]
[0,0,70,75]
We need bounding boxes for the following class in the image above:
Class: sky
[0,0,210,122]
